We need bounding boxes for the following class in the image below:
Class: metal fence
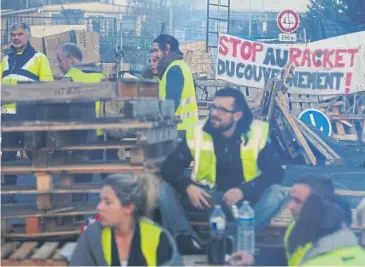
[1,15,119,63]
[1,15,214,73]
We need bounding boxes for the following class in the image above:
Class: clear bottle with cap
[236,201,255,255]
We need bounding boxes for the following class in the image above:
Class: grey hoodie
[299,228,360,265]
[69,219,183,266]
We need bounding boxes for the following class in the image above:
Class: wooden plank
[1,81,116,103]
[330,114,365,120]
[337,120,353,127]
[1,184,103,195]
[1,243,20,259]
[1,162,149,175]
[36,172,53,193]
[9,242,38,260]
[1,120,158,132]
[282,187,365,197]
[331,106,346,136]
[5,230,80,239]
[332,134,358,142]
[296,118,342,160]
[37,195,52,210]
[31,242,59,260]
[276,92,317,165]
[55,173,72,208]
[1,140,138,152]
[124,100,160,120]
[2,204,96,219]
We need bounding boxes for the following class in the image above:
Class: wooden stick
[275,92,317,165]
[1,120,158,132]
[1,162,149,175]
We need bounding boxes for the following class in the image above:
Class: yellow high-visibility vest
[186,119,269,187]
[1,44,53,114]
[159,60,198,131]
[101,218,162,266]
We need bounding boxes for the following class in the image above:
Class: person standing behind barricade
[56,43,106,203]
[152,34,198,137]
[0,22,53,203]
[141,49,159,81]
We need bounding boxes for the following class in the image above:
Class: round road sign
[299,109,332,137]
[277,10,300,33]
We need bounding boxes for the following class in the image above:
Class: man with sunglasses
[159,87,286,253]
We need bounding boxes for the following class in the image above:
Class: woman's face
[97,186,134,227]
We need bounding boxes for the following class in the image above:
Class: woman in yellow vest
[287,192,365,266]
[70,173,181,266]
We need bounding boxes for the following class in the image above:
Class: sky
[115,0,311,13]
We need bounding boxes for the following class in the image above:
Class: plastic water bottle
[208,205,226,265]
[236,201,255,255]
[210,205,226,236]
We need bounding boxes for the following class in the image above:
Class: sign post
[299,109,332,137]
[277,10,300,42]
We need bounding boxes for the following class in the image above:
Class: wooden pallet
[1,241,70,266]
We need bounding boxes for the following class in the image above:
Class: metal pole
[206,0,210,52]
[169,0,173,34]
[217,0,221,33]
[249,0,252,37]
[227,0,231,33]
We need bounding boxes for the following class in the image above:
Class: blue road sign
[299,109,332,137]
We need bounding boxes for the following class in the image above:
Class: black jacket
[160,121,285,205]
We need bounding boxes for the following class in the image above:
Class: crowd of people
[1,22,364,266]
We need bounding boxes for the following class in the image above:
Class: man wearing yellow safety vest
[159,87,286,253]
[152,34,198,135]
[56,43,106,201]
[1,23,53,203]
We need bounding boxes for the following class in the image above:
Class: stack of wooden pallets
[1,78,178,240]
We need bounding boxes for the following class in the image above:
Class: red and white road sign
[277,10,300,33]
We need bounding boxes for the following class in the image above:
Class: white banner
[216,33,365,95]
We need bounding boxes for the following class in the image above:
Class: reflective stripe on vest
[101,218,162,266]
[158,60,198,131]
[1,49,49,114]
[186,119,269,188]
[284,220,313,266]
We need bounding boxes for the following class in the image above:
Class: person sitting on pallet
[70,173,182,266]
[56,43,106,202]
[229,177,353,266]
[1,22,54,204]
[285,182,365,266]
[159,87,286,253]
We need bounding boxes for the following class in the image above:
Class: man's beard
[209,117,235,134]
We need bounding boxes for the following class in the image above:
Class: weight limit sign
[277,10,300,33]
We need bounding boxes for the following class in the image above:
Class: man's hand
[228,251,254,266]
[223,188,243,206]
[186,184,211,209]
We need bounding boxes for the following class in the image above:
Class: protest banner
[216,33,364,95]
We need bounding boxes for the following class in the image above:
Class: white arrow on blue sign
[298,109,332,137]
